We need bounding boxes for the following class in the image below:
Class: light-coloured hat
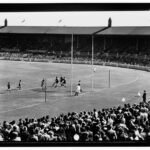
[74,134,80,141]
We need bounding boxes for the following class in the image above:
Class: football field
[0,60,150,122]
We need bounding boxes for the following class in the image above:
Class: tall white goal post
[71,34,74,96]
[91,17,112,91]
[91,34,94,92]
[44,78,47,102]
[69,18,112,96]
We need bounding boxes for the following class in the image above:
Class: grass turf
[0,60,149,122]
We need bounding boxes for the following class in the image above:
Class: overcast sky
[0,11,150,27]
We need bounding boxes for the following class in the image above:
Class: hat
[74,134,80,141]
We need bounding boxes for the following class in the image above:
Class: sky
[0,11,150,27]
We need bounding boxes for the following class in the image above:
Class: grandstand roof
[0,26,104,35]
[1,26,150,35]
[98,27,150,35]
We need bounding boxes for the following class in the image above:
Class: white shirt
[76,85,81,93]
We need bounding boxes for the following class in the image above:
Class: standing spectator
[143,90,147,103]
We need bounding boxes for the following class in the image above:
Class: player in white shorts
[74,83,81,96]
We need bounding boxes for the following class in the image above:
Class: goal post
[44,78,47,102]
[71,34,74,96]
[70,18,112,95]
[108,69,110,88]
[91,35,94,92]
[91,17,112,92]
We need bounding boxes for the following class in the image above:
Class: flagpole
[71,34,73,96]
[92,35,94,92]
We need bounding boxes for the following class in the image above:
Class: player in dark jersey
[62,77,66,87]
[60,76,63,86]
[41,78,45,90]
[7,82,10,92]
[18,80,21,90]
[52,77,59,88]
[60,76,66,87]
[55,77,59,88]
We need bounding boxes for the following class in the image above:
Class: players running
[52,76,66,88]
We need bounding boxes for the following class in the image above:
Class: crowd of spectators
[1,34,150,66]
[0,101,150,142]
[1,51,150,68]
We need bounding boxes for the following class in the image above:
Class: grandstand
[1,24,150,66]
[1,19,150,144]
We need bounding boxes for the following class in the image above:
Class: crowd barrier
[1,56,150,72]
